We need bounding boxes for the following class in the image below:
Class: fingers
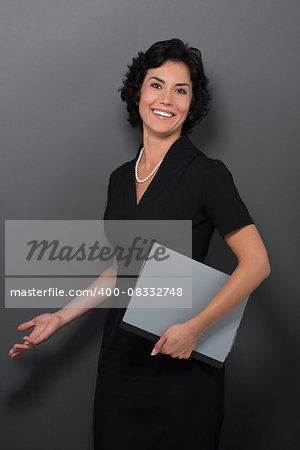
[9,349,23,358]
[22,336,36,345]
[22,326,48,345]
[8,341,35,358]
[23,333,46,346]
[10,314,59,357]
[24,329,48,345]
[17,320,35,331]
[151,334,168,356]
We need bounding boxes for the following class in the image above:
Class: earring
[136,101,139,106]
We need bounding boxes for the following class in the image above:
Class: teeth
[153,109,174,117]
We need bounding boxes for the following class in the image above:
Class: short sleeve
[203,159,255,238]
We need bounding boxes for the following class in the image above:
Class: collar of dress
[134,134,199,162]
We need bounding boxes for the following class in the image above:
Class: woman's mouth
[151,109,175,120]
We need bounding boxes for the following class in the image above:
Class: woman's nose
[160,89,173,105]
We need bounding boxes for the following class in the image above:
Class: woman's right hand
[8,313,64,359]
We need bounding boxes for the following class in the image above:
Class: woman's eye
[150,83,186,94]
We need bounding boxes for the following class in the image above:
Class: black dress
[93,134,255,450]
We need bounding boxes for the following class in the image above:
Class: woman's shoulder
[185,136,231,175]
[109,158,135,181]
[193,150,246,203]
[192,148,233,180]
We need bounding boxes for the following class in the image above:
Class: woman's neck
[140,129,181,169]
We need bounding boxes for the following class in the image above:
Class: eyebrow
[148,76,191,88]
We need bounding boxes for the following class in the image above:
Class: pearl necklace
[135,146,164,183]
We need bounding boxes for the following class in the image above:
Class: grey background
[1,1,299,449]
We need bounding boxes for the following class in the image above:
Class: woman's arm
[9,257,118,357]
[55,255,118,326]
[151,224,271,358]
[186,224,271,337]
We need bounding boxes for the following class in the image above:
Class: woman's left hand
[150,322,200,359]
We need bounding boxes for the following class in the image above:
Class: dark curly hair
[118,38,211,136]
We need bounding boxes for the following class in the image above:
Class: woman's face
[138,60,193,138]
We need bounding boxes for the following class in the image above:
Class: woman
[9,39,271,449]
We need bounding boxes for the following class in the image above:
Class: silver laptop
[120,242,249,368]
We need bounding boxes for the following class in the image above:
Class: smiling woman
[91,38,270,450]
